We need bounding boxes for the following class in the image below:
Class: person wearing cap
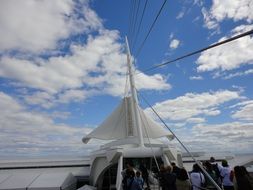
[220,160,234,190]
[210,157,222,187]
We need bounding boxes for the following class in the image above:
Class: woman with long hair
[233,166,252,190]
[176,168,191,190]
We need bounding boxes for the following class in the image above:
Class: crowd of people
[121,157,253,190]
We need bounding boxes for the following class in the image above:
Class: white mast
[125,36,144,147]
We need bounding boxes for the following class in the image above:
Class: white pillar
[162,154,170,166]
[116,155,123,190]
[125,36,144,147]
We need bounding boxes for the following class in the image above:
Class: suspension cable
[137,91,223,190]
[128,0,137,40]
[135,0,168,57]
[132,0,148,52]
[141,29,253,73]
[130,0,141,46]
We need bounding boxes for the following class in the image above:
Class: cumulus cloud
[136,73,171,91]
[190,122,253,152]
[202,0,253,29]
[165,121,253,153]
[169,39,180,49]
[232,100,253,121]
[145,90,240,121]
[0,30,170,107]
[0,0,102,53]
[0,92,94,155]
[197,24,253,72]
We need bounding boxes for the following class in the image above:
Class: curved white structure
[83,37,182,190]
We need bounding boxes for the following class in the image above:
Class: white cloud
[169,33,174,40]
[145,90,240,121]
[197,25,253,72]
[190,122,253,152]
[176,11,185,19]
[232,100,253,121]
[202,0,253,29]
[166,121,253,153]
[0,0,102,53]
[0,92,94,155]
[223,69,253,79]
[201,7,219,29]
[211,0,253,22]
[186,117,205,123]
[169,39,180,49]
[0,31,122,93]
[0,30,171,107]
[24,91,55,109]
[136,73,171,91]
[189,75,203,80]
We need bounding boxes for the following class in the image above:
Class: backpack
[229,170,234,182]
[122,176,134,190]
[199,172,207,188]
[212,163,221,178]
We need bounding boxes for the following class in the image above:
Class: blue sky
[0,0,252,157]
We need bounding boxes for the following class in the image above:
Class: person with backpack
[203,161,219,190]
[136,171,144,190]
[127,170,142,190]
[122,162,136,190]
[189,163,205,190]
[210,157,222,187]
[139,161,150,190]
[220,160,234,190]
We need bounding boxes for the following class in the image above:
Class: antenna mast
[125,36,144,147]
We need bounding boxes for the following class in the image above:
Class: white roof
[0,172,77,190]
[28,173,76,190]
[0,173,40,190]
[0,173,11,184]
[83,97,173,143]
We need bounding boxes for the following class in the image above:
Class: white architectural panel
[83,97,172,143]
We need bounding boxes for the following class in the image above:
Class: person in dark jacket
[126,170,142,190]
[139,161,150,189]
[171,162,181,178]
[158,165,167,190]
[164,165,177,190]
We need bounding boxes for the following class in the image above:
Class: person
[171,162,181,177]
[220,160,234,190]
[233,166,252,190]
[164,165,177,190]
[176,168,191,190]
[126,170,143,190]
[139,161,150,189]
[122,162,135,190]
[210,157,222,187]
[203,161,218,190]
[158,165,167,190]
[136,171,144,190]
[240,165,253,189]
[189,163,205,190]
